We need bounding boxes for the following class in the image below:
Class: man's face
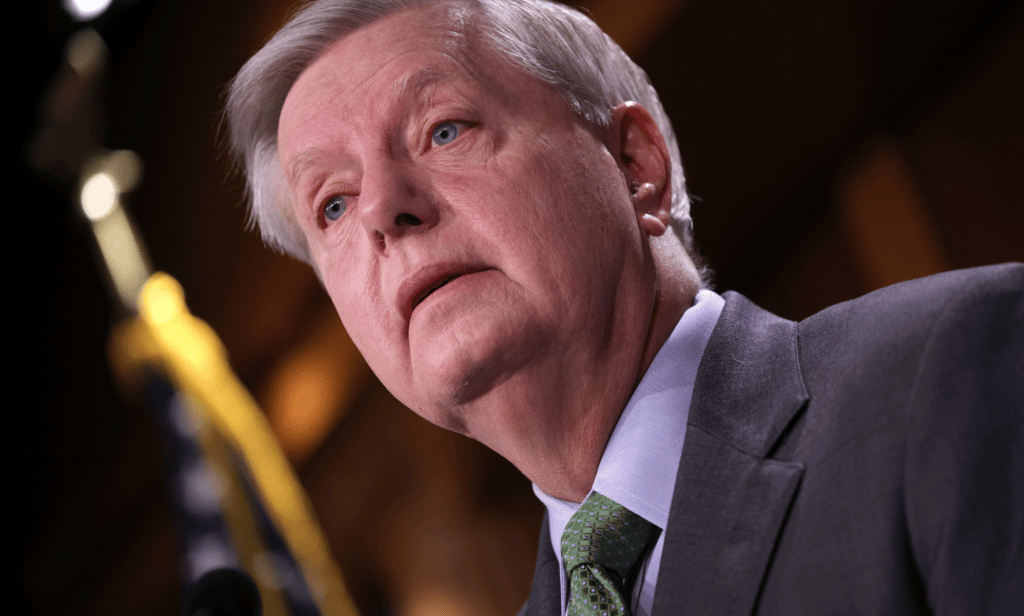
[278,8,658,461]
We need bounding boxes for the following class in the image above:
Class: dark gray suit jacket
[521,264,1023,615]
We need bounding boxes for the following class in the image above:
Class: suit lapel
[519,514,561,616]
[653,292,809,616]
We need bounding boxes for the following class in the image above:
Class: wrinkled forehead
[271,2,587,246]
[284,5,504,110]
[280,1,575,126]
[277,2,582,163]
[279,6,520,160]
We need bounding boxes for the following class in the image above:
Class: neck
[526,246,701,502]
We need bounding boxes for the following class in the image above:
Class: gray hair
[225,0,693,265]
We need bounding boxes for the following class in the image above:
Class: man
[225,0,1023,614]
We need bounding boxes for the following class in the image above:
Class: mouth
[400,264,488,319]
[412,274,460,310]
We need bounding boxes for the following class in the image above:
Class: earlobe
[608,102,672,235]
[639,212,668,237]
[634,183,669,236]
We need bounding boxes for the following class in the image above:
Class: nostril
[395,213,422,227]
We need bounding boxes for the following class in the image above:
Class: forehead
[276,4,580,191]
[280,7,496,135]
[319,6,473,82]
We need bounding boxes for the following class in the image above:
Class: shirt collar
[534,289,725,541]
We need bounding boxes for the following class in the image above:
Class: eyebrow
[286,146,325,186]
[392,64,449,101]
[285,65,460,187]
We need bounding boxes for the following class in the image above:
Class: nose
[358,162,439,252]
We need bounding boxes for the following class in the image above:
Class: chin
[418,345,508,406]
[414,307,544,384]
[414,334,544,421]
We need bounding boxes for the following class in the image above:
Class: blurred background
[18,0,1023,614]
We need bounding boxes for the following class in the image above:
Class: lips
[398,263,488,319]
[411,274,458,309]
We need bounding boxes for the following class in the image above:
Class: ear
[605,102,673,237]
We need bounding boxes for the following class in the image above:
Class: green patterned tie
[561,492,657,616]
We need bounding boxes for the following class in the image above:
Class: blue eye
[431,121,460,146]
[323,196,347,221]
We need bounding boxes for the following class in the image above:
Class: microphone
[184,568,262,616]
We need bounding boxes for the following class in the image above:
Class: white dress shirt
[533,290,725,616]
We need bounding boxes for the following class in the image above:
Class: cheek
[331,293,402,394]
[453,138,583,224]
[324,270,381,352]
[517,144,631,255]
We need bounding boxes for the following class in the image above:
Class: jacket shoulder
[796,263,1022,387]
[802,263,1021,332]
[760,265,1023,613]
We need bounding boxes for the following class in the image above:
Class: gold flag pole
[49,27,359,616]
[131,272,359,616]
[78,144,359,616]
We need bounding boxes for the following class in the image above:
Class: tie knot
[560,492,656,578]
